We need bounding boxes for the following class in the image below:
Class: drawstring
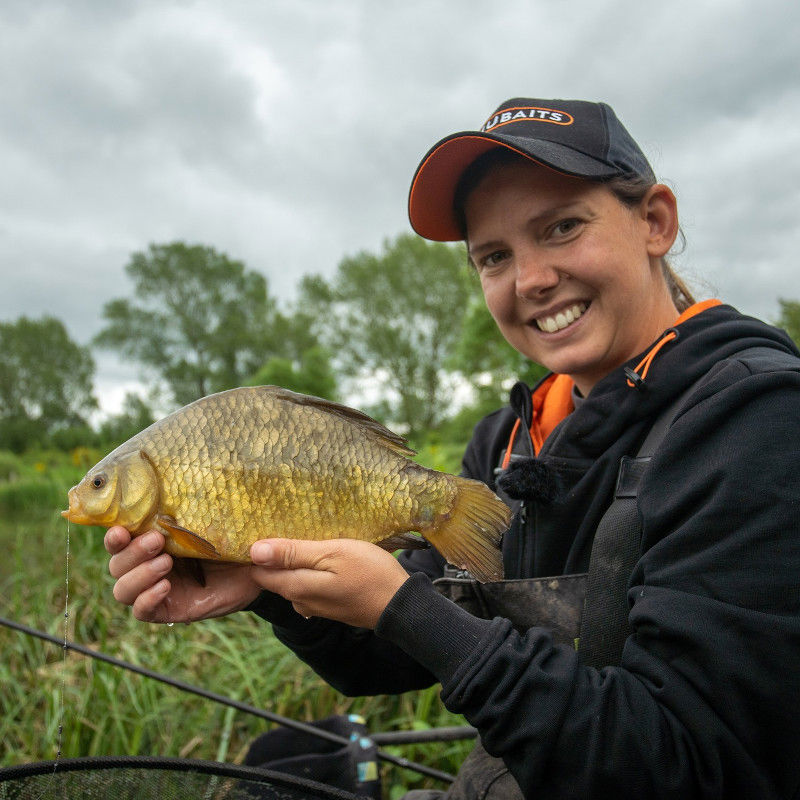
[501,419,521,470]
[626,328,680,389]
[500,417,545,469]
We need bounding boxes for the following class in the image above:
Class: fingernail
[143,532,161,553]
[251,541,273,564]
[153,554,171,572]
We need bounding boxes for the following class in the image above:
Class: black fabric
[250,305,800,799]
[244,715,381,800]
[495,456,560,503]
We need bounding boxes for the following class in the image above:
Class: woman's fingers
[249,538,409,629]
[104,525,133,555]
[111,551,174,607]
[130,577,172,622]
[107,530,166,579]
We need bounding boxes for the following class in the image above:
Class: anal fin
[376,532,430,553]
[157,515,221,560]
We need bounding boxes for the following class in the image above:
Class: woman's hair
[453,148,695,312]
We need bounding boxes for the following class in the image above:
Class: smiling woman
[460,156,681,395]
[102,97,800,800]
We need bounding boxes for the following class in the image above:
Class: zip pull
[626,327,680,389]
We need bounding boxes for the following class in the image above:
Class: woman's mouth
[535,302,589,333]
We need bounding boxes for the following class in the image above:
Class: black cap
[408,98,656,241]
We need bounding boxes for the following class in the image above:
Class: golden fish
[62,386,510,582]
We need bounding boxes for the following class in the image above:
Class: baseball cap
[408,98,656,241]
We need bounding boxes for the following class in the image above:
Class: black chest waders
[419,387,691,800]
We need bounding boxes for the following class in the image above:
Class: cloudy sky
[1,0,798,416]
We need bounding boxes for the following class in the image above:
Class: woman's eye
[552,218,581,237]
[480,250,509,270]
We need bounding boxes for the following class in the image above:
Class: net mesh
[0,756,366,800]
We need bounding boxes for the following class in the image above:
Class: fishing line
[57,517,70,762]
[29,518,70,800]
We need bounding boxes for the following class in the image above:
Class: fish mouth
[61,506,88,524]
[62,487,90,524]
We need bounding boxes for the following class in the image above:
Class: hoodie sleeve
[376,359,800,799]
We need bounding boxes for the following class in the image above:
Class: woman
[105,98,800,798]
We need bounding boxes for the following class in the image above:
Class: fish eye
[91,474,107,489]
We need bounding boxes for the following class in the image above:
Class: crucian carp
[62,386,510,582]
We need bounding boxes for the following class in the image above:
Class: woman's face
[464,159,679,395]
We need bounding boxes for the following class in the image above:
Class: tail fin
[424,477,511,583]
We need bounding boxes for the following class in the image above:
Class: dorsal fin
[252,385,416,458]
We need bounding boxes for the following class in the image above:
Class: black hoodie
[251,304,800,799]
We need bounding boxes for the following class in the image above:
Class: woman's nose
[515,250,560,298]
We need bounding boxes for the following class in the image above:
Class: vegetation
[94,242,291,406]
[0,317,97,453]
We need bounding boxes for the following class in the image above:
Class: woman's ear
[641,183,679,258]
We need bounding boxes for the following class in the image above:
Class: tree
[248,345,338,400]
[777,299,800,347]
[0,316,97,451]
[449,293,548,409]
[98,392,156,448]
[94,242,283,406]
[299,234,474,439]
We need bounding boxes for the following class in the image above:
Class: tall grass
[0,449,472,797]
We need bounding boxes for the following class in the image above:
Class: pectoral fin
[157,515,221,560]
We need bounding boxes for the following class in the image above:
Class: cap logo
[481,106,574,132]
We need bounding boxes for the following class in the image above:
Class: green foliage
[0,414,48,454]
[94,242,284,406]
[97,392,155,449]
[0,316,97,452]
[0,450,21,481]
[777,299,800,346]
[248,345,338,400]
[50,423,100,452]
[0,478,64,514]
[299,234,474,438]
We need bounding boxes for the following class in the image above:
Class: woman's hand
[105,526,262,624]
[250,538,410,629]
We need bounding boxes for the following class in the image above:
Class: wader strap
[578,347,778,668]
[577,387,692,669]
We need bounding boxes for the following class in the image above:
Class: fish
[62,386,510,582]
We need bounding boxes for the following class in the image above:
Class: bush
[0,450,20,482]
[50,424,100,451]
[0,479,64,514]
[0,416,47,453]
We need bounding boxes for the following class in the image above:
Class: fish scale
[63,385,510,582]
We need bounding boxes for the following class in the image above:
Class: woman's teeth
[536,302,588,333]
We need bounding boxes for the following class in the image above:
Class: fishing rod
[0,615,476,783]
